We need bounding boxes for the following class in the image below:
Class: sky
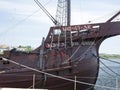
[0,0,120,54]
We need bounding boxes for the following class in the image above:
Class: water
[94,59,120,90]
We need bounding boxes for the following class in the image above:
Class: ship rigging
[0,0,120,90]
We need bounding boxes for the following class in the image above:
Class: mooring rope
[1,58,117,90]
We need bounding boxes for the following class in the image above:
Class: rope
[61,34,85,64]
[99,67,115,78]
[42,0,53,6]
[0,0,53,40]
[0,0,53,44]
[62,44,82,64]
[50,10,116,65]
[0,9,41,44]
[100,60,120,78]
[93,54,120,78]
[34,0,58,25]
[0,9,40,36]
[1,58,117,90]
[63,32,99,65]
[100,57,120,65]
[88,10,120,23]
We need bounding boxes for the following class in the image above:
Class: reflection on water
[94,59,120,90]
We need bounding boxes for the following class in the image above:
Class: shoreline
[99,53,120,59]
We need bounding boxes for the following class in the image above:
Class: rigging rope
[1,58,116,90]
[100,57,120,65]
[1,0,54,36]
[34,0,58,25]
[0,9,41,44]
[88,10,120,23]
[0,9,40,36]
[41,0,53,6]
[93,54,120,78]
[62,32,99,65]
[62,21,112,64]
[0,0,52,43]
[62,44,82,64]
[99,67,115,78]
[100,60,120,78]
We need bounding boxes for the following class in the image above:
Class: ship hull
[0,45,99,90]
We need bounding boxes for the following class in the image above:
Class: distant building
[16,45,33,52]
[0,44,33,54]
[0,44,9,54]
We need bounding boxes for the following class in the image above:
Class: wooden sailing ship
[0,0,120,90]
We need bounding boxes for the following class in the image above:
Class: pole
[74,76,77,90]
[33,74,35,89]
[66,0,71,26]
[116,78,119,90]
[40,37,45,69]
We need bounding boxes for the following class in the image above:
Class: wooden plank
[44,65,72,72]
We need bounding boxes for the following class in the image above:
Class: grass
[99,53,120,59]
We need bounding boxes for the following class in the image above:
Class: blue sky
[0,0,120,54]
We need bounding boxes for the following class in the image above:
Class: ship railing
[45,24,101,50]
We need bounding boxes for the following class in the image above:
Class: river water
[94,59,120,90]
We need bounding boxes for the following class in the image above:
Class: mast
[56,0,71,26]
[67,0,71,26]
[34,0,71,26]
